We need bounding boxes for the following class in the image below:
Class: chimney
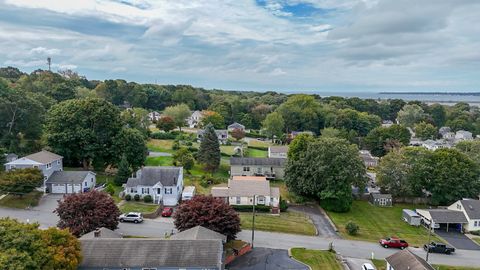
[94,229,101,238]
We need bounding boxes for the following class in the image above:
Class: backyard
[326,200,439,246]
[239,211,316,236]
[290,248,342,270]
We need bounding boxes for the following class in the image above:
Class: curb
[288,248,313,270]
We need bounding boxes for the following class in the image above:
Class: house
[182,186,196,201]
[79,238,224,270]
[382,120,394,127]
[171,226,227,244]
[442,132,455,140]
[4,150,63,183]
[187,110,204,128]
[415,208,468,232]
[80,227,123,239]
[421,139,452,151]
[211,176,280,209]
[124,166,183,206]
[197,129,229,144]
[455,130,473,141]
[227,122,245,132]
[369,193,393,207]
[268,146,288,159]
[385,249,434,270]
[148,111,161,122]
[230,157,286,180]
[439,126,452,137]
[359,150,379,167]
[4,153,18,162]
[46,171,96,194]
[447,199,480,232]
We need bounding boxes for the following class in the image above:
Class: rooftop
[230,157,286,166]
[385,249,434,270]
[45,171,93,184]
[80,227,123,239]
[459,199,480,219]
[25,150,62,164]
[170,226,227,243]
[126,166,182,187]
[268,146,288,153]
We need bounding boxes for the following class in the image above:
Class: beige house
[211,176,280,208]
[268,146,288,159]
[230,157,286,180]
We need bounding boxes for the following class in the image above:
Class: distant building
[148,111,161,122]
[359,150,379,168]
[455,130,473,141]
[4,153,18,163]
[382,120,394,127]
[187,110,203,128]
[369,193,392,207]
[227,122,245,132]
[439,126,452,137]
[421,139,452,151]
[385,249,434,270]
[197,129,228,144]
[230,157,286,180]
[268,146,288,159]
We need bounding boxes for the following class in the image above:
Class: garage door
[51,184,66,194]
[74,184,81,193]
[64,184,81,193]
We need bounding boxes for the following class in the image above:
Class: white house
[447,199,480,232]
[227,122,245,132]
[4,150,63,184]
[124,166,183,206]
[197,129,228,144]
[211,176,280,209]
[359,150,379,167]
[268,146,288,159]
[385,249,434,270]
[455,130,473,141]
[148,111,161,122]
[187,110,203,128]
[46,171,96,194]
[421,139,452,151]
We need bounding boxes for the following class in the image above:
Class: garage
[416,209,468,232]
[46,171,96,194]
[51,184,66,194]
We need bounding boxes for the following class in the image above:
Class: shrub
[143,195,153,203]
[279,199,288,212]
[345,221,359,236]
[199,175,223,187]
[471,230,480,236]
[104,183,115,196]
[150,132,177,140]
[232,205,271,213]
[125,194,132,201]
[172,141,180,150]
[134,194,140,201]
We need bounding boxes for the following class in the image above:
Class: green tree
[121,107,151,136]
[156,116,175,132]
[0,168,43,196]
[428,103,447,127]
[262,111,285,142]
[414,122,437,140]
[45,98,122,169]
[201,111,225,129]
[456,140,480,165]
[163,103,191,131]
[173,147,195,172]
[197,124,221,172]
[114,128,147,171]
[364,125,411,157]
[285,137,366,212]
[287,133,314,160]
[41,227,82,270]
[330,108,381,137]
[114,155,131,186]
[277,95,323,132]
[397,104,427,127]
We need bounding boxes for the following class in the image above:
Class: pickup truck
[379,237,409,249]
[423,242,455,254]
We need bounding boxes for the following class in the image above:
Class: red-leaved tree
[231,128,246,141]
[55,190,121,237]
[173,195,241,240]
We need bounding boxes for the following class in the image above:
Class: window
[130,188,134,193]
[33,165,38,169]
[10,165,15,169]
[157,188,161,194]
[475,221,478,227]
[91,178,93,182]
[142,268,157,270]
[236,197,241,204]
[243,167,250,172]
[165,188,172,194]
[84,182,87,187]
[46,163,52,169]
[57,160,61,165]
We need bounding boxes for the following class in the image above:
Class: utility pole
[47,57,51,71]
[251,194,256,249]
[425,221,432,262]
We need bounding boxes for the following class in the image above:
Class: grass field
[145,156,174,166]
[372,259,480,270]
[246,148,268,157]
[147,139,175,153]
[119,201,159,214]
[473,237,480,245]
[326,200,438,246]
[0,191,43,209]
[290,248,342,270]
[239,211,316,236]
[247,139,271,148]
[269,180,306,203]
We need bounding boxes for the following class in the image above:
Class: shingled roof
[230,157,286,166]
[79,239,223,269]
[46,171,93,184]
[428,209,468,223]
[460,199,480,219]
[170,226,227,243]
[126,166,182,187]
[80,227,123,239]
[386,249,434,270]
[25,150,62,164]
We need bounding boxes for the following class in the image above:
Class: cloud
[29,47,61,55]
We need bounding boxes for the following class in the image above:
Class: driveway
[435,231,480,250]
[228,248,308,270]
[345,257,377,269]
[34,194,63,212]
[289,204,340,238]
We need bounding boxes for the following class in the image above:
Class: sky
[1,0,480,93]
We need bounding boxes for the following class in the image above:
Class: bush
[245,131,267,139]
[279,199,288,212]
[471,230,480,236]
[199,175,223,188]
[143,195,153,203]
[232,205,271,213]
[104,183,115,196]
[134,194,140,201]
[320,197,352,213]
[150,132,177,140]
[172,141,180,150]
[345,221,359,236]
[125,194,132,201]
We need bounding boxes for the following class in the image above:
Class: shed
[403,209,421,226]
[182,186,196,201]
[369,193,392,207]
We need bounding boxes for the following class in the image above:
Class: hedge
[150,132,177,140]
[232,205,271,213]
[245,132,268,139]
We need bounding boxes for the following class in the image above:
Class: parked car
[361,263,375,270]
[119,212,143,223]
[162,207,174,217]
[379,237,409,249]
[423,242,455,254]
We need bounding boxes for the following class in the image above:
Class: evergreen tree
[197,123,220,172]
[114,155,131,186]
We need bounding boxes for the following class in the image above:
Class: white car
[119,212,144,223]
[362,263,375,270]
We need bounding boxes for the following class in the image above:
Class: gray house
[46,171,96,194]
[170,226,227,244]
[227,122,245,132]
[4,150,63,182]
[4,153,18,162]
[230,157,286,180]
[125,166,184,206]
[369,193,393,207]
[386,249,434,270]
[79,238,224,270]
[198,129,229,144]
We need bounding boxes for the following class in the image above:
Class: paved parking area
[435,231,480,250]
[290,204,339,238]
[228,248,309,270]
[345,257,377,270]
[34,194,63,212]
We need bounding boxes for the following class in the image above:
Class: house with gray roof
[416,208,468,232]
[46,171,96,194]
[448,199,480,232]
[171,226,227,243]
[4,153,18,162]
[230,157,286,180]
[4,150,63,183]
[197,129,229,144]
[80,227,123,239]
[268,146,288,158]
[125,166,183,206]
[227,122,245,131]
[385,249,434,270]
[79,238,224,270]
[369,193,392,207]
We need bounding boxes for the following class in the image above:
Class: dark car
[162,207,174,217]
[423,242,455,254]
[379,237,409,249]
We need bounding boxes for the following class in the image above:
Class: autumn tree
[173,195,241,240]
[55,190,121,237]
[197,124,221,172]
[163,103,191,131]
[41,227,82,270]
[0,168,43,196]
[156,116,175,132]
[201,110,225,129]
[231,128,245,141]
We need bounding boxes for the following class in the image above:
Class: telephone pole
[47,57,51,71]
[251,195,256,249]
[425,221,432,262]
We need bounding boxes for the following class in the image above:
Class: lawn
[147,139,175,153]
[239,211,316,236]
[220,145,237,156]
[269,180,306,204]
[372,259,480,270]
[290,248,342,270]
[246,147,268,158]
[472,237,480,245]
[0,191,43,209]
[145,156,174,166]
[119,201,159,214]
[326,200,438,246]
[247,139,270,148]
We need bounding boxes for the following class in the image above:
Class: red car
[379,237,409,249]
[161,207,173,217]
